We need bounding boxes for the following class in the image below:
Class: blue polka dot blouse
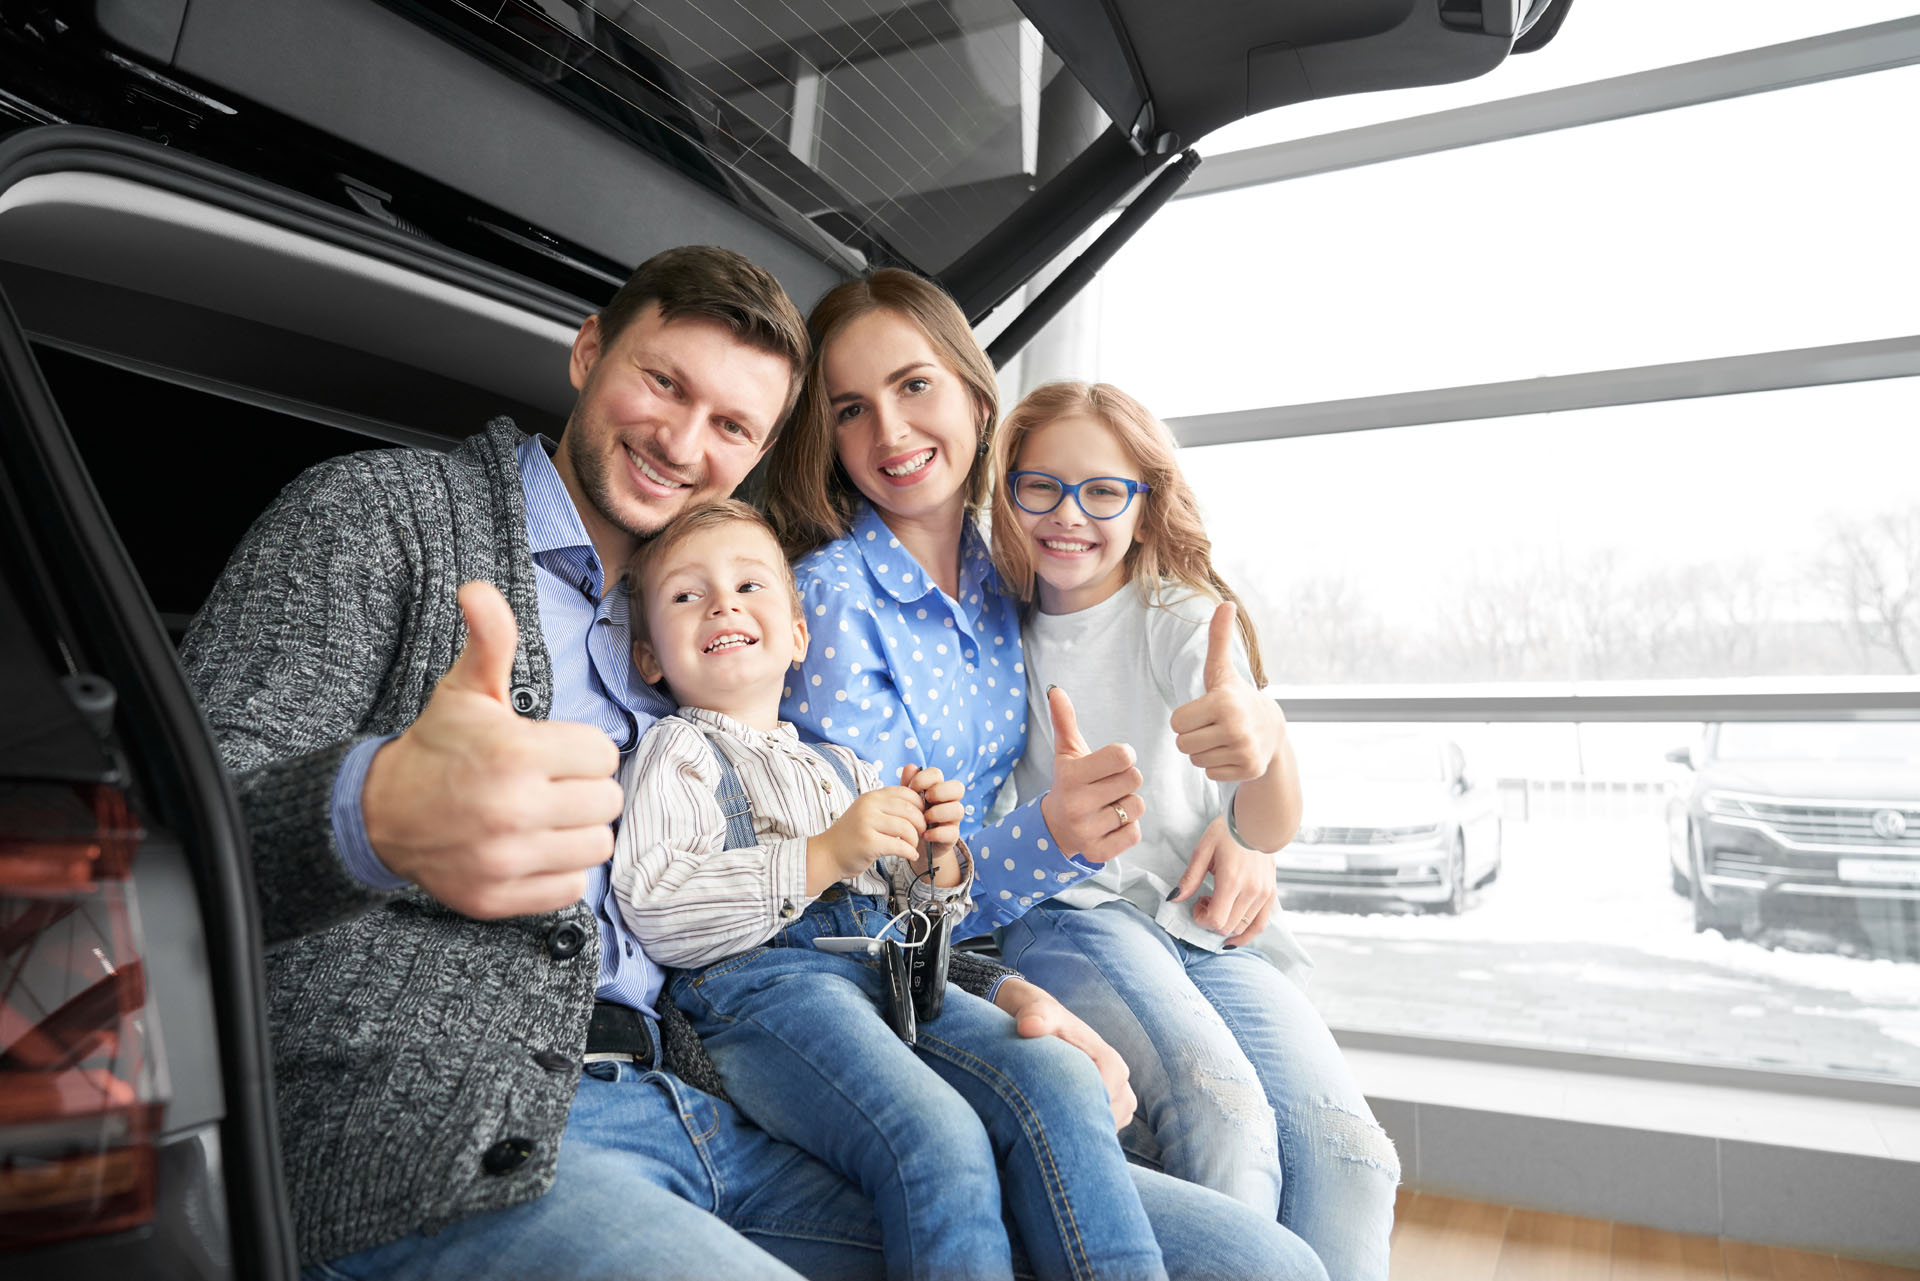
[785,500,1098,937]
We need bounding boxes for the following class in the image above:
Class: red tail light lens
[0,782,165,1251]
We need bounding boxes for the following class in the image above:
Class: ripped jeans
[998,899,1399,1281]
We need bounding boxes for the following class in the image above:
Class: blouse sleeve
[609,719,813,969]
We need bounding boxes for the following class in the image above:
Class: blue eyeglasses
[1007,471,1151,520]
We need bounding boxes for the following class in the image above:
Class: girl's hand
[1169,602,1284,782]
[1170,815,1277,945]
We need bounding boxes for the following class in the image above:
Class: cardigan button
[533,1048,575,1073]
[481,1137,534,1175]
[546,922,586,960]
[509,684,537,714]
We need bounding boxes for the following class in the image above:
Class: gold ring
[1113,804,1129,828]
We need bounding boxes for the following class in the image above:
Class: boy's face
[633,521,808,712]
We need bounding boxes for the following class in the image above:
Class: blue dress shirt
[331,434,671,1015]
[785,501,1098,938]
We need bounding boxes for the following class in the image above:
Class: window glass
[1279,719,1920,1084]
[1204,1,1920,154]
[1086,66,1920,416]
[1177,378,1920,687]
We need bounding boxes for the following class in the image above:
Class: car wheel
[1689,822,1743,939]
[1436,832,1468,915]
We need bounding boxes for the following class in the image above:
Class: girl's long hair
[990,381,1268,687]
[763,269,998,559]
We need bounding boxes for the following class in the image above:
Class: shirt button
[546,922,586,960]
[482,1137,535,1175]
[533,1048,574,1073]
[780,900,797,919]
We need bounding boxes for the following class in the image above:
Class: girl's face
[822,308,982,528]
[1010,414,1145,615]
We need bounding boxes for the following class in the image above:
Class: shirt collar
[678,706,798,746]
[518,434,600,562]
[851,500,995,606]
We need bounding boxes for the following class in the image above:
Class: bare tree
[1244,572,1403,684]
[1819,507,1920,674]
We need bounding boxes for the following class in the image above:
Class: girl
[991,381,1400,1281]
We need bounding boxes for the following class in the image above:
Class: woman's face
[821,308,981,528]
[1011,414,1145,615]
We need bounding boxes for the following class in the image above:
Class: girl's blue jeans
[998,899,1401,1281]
[672,890,1168,1281]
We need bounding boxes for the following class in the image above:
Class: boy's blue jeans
[999,899,1401,1281]
[672,890,1168,1281]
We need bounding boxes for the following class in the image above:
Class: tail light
[0,781,166,1252]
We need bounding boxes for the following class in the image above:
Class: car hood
[1700,760,1920,803]
[1299,779,1451,829]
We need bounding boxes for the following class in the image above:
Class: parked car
[0,0,1565,1272]
[1666,722,1920,939]
[1276,726,1502,914]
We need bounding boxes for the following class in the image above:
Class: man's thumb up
[1048,685,1091,759]
[443,581,520,705]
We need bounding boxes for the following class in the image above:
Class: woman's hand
[996,976,1136,1130]
[1038,686,1146,863]
[1169,602,1284,782]
[1171,815,1277,946]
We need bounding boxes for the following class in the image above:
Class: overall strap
[676,715,759,851]
[808,743,859,797]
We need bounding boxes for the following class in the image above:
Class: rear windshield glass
[388,0,1111,275]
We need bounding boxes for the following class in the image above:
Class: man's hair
[597,246,812,430]
[763,269,998,557]
[627,499,802,651]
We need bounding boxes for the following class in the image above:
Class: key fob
[905,908,950,1024]
[880,938,918,1046]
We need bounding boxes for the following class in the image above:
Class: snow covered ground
[1282,816,1920,1080]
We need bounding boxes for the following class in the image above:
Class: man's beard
[566,427,699,541]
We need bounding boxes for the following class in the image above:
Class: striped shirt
[611,708,969,970]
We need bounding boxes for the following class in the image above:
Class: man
[182,246,1322,1280]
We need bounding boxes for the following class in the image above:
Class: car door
[0,283,296,1278]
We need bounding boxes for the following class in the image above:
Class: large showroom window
[1008,16,1920,1088]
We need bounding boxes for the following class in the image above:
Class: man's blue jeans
[304,1047,1331,1281]
[673,892,1165,1281]
[999,899,1401,1281]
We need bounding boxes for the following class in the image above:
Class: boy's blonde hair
[989,381,1268,687]
[627,499,802,651]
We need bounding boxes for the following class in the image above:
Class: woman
[767,270,1395,1279]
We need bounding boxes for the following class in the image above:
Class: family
[180,245,1401,1281]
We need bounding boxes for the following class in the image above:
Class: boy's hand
[1170,602,1284,782]
[900,764,965,886]
[805,786,925,895]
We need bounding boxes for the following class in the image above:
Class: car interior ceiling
[0,183,577,641]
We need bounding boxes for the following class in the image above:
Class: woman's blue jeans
[998,899,1400,1281]
[673,891,1167,1281]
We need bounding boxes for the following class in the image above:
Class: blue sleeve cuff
[984,973,1014,1005]
[331,735,409,892]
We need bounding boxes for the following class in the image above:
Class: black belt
[584,1000,656,1060]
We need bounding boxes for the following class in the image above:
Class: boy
[611,500,1167,1281]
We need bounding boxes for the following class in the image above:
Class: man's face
[559,303,793,547]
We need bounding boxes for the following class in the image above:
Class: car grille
[1728,799,1920,850]
[1302,824,1441,846]
[1275,866,1443,889]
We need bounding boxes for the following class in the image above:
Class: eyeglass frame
[1006,470,1152,520]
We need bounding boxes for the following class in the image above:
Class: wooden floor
[1389,1191,1920,1280]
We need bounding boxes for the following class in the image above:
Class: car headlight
[1702,791,1755,820]
[1295,826,1321,844]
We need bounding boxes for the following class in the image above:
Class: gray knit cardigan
[179,419,1012,1263]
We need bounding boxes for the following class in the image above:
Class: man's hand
[900,764,965,887]
[997,977,1136,1130]
[1170,815,1276,945]
[1169,602,1283,782]
[362,581,623,919]
[1038,686,1145,863]
[806,786,925,895]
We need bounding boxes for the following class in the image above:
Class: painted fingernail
[1165,888,1179,900]
[1223,944,1239,950]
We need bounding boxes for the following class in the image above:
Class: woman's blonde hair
[764,269,999,558]
[990,381,1268,686]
